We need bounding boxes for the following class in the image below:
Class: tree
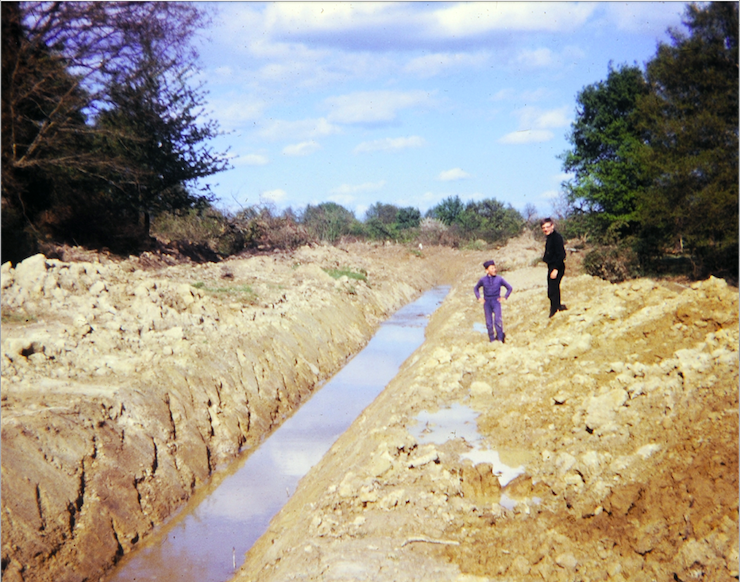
[363,203,421,240]
[302,202,356,242]
[635,2,738,276]
[427,196,464,226]
[560,64,650,238]
[523,203,538,225]
[2,2,93,260]
[1,2,228,259]
[397,207,421,229]
[460,198,524,242]
[365,202,399,225]
[95,46,228,220]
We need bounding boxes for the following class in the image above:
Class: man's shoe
[500,334,505,344]
[558,304,568,311]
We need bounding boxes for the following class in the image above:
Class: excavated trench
[105,286,450,582]
[1,243,462,582]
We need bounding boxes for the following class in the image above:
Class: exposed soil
[1,241,455,582]
[234,235,739,582]
[2,233,737,582]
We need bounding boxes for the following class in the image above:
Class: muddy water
[106,286,450,582]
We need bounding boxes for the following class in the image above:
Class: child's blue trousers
[483,297,504,342]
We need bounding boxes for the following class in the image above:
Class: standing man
[541,217,567,318]
[474,260,513,342]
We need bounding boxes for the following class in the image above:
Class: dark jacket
[543,231,566,270]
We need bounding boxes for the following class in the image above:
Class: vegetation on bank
[559,2,738,282]
[1,3,736,285]
[147,196,527,258]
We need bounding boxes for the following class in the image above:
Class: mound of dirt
[1,242,455,582]
[2,232,737,582]
[236,242,738,582]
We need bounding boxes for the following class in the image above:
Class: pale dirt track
[1,233,738,582]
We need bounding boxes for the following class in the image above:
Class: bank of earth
[2,233,738,582]
[237,236,738,582]
[1,242,459,582]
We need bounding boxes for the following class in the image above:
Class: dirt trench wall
[1,243,458,582]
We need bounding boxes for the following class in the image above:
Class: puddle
[410,403,526,487]
[106,286,450,582]
[473,322,488,335]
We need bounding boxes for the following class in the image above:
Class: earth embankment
[1,243,459,582]
[235,239,739,582]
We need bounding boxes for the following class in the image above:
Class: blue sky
[194,2,689,219]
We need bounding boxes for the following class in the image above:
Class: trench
[105,285,450,582]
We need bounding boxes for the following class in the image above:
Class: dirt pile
[1,242,455,582]
[236,242,738,581]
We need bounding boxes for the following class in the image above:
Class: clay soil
[2,233,738,582]
[236,235,739,582]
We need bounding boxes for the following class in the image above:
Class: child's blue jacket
[473,274,513,300]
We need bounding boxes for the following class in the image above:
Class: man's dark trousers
[548,264,564,317]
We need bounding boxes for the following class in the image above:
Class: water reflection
[106,286,449,582]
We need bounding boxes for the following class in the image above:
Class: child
[473,260,512,343]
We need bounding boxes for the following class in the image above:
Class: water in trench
[410,404,536,511]
[106,286,450,582]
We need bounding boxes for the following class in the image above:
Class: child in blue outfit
[473,260,513,343]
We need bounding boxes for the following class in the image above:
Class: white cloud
[404,52,488,78]
[325,90,432,124]
[263,2,393,34]
[541,190,560,200]
[207,97,266,132]
[330,180,386,195]
[499,106,571,145]
[516,48,555,69]
[354,136,426,154]
[531,107,571,129]
[282,140,321,156]
[499,130,554,144]
[221,3,596,51]
[261,189,287,203]
[233,153,270,166]
[602,3,686,35]
[432,3,595,36]
[257,118,341,141]
[438,168,471,182]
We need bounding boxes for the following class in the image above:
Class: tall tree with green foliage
[427,195,464,226]
[462,198,524,242]
[397,207,421,230]
[635,2,738,276]
[561,64,650,239]
[362,203,421,240]
[302,202,357,242]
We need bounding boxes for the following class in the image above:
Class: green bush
[582,245,640,283]
[151,207,243,256]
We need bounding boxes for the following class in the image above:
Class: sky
[194,1,689,220]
